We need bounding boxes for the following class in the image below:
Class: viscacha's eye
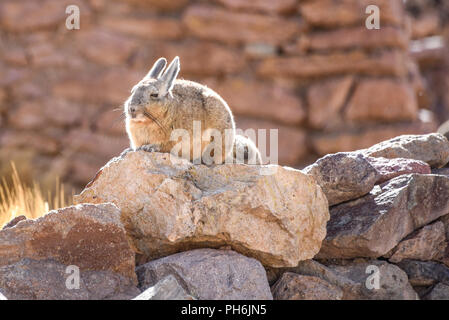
[150,93,159,98]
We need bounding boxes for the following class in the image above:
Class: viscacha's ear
[159,56,180,96]
[144,57,167,80]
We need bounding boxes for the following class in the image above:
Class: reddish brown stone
[0,203,136,281]
[95,109,127,136]
[345,80,419,123]
[0,0,70,32]
[119,0,188,11]
[0,67,27,87]
[0,89,6,109]
[209,78,305,126]
[8,101,46,130]
[258,51,408,79]
[304,152,379,206]
[100,16,183,40]
[367,157,431,184]
[9,75,49,100]
[53,69,142,105]
[216,0,298,14]
[412,46,446,70]
[76,29,138,66]
[9,99,83,129]
[63,129,129,159]
[69,152,108,186]
[1,47,28,66]
[388,221,446,263]
[300,0,405,28]
[183,5,302,45]
[27,43,84,69]
[307,76,353,130]
[287,26,409,53]
[395,260,448,287]
[154,42,246,76]
[0,131,59,155]
[236,117,308,166]
[411,12,441,39]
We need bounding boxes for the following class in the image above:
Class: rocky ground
[1,132,449,300]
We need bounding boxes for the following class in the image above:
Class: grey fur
[159,57,180,96]
[145,57,167,80]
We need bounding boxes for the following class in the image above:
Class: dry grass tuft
[0,162,71,228]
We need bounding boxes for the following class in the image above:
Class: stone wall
[0,0,439,191]
[406,0,449,122]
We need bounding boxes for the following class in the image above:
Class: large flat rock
[75,151,330,267]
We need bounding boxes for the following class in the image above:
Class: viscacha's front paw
[137,144,161,153]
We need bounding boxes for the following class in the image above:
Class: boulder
[397,260,449,287]
[367,157,431,184]
[0,203,136,282]
[271,272,343,300]
[294,261,360,297]
[361,133,449,168]
[424,283,449,300]
[318,174,449,259]
[303,152,379,206]
[136,249,272,300]
[0,258,140,300]
[75,151,329,267]
[324,260,418,300]
[267,259,417,300]
[387,221,446,263]
[133,275,195,300]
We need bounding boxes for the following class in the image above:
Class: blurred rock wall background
[0,0,447,192]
